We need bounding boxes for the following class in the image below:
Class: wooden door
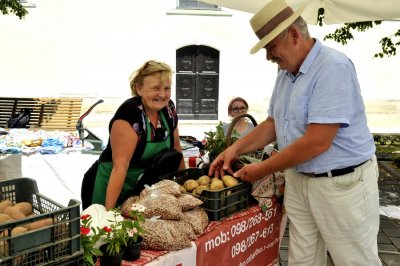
[176,45,219,120]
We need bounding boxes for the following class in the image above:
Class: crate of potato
[0,177,81,265]
[164,168,252,221]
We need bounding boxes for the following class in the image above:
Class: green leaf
[240,155,261,164]
[261,204,268,212]
[204,121,239,160]
[322,21,399,58]
[0,0,29,19]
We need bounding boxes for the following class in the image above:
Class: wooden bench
[0,97,82,131]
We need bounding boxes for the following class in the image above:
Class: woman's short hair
[227,97,249,115]
[129,60,174,96]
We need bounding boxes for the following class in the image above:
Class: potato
[209,179,224,191]
[27,218,53,231]
[2,206,25,220]
[211,177,221,184]
[13,202,32,216]
[11,226,27,236]
[0,214,13,224]
[183,179,199,192]
[197,175,211,186]
[193,185,208,195]
[179,185,187,193]
[0,240,8,256]
[222,175,239,187]
[0,200,13,213]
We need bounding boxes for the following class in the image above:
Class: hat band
[255,7,294,40]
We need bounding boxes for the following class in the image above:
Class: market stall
[120,203,284,266]
[0,127,285,265]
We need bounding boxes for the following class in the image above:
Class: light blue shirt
[268,39,375,174]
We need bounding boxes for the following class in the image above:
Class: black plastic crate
[47,251,83,266]
[0,178,81,266]
[162,168,252,221]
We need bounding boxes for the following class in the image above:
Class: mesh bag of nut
[142,218,192,250]
[176,193,203,211]
[120,196,141,217]
[139,191,184,220]
[140,179,181,198]
[182,207,209,236]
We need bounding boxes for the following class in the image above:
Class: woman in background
[223,97,254,138]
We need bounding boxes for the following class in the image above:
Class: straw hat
[250,0,306,54]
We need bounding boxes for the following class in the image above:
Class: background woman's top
[223,121,254,139]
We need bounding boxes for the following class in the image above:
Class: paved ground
[279,161,400,266]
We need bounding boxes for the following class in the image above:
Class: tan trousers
[284,156,381,266]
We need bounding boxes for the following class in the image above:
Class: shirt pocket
[289,96,309,126]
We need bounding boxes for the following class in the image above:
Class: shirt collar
[299,38,322,75]
[285,38,322,80]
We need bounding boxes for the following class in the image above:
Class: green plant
[203,122,239,161]
[0,0,28,19]
[80,214,105,266]
[123,203,146,245]
[101,209,128,255]
[99,205,146,255]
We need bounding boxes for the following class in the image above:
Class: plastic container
[162,168,252,221]
[0,178,81,265]
[47,251,83,266]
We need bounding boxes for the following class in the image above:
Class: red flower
[80,226,91,235]
[103,226,112,233]
[81,214,91,220]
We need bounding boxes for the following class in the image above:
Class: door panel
[198,73,218,119]
[176,45,219,120]
[176,74,195,119]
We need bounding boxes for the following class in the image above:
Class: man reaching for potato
[209,0,380,265]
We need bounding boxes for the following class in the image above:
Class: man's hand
[208,146,238,178]
[233,162,266,183]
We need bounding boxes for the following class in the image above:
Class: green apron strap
[92,110,172,206]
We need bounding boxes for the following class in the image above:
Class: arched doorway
[176,45,219,120]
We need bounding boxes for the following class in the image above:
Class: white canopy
[202,0,400,24]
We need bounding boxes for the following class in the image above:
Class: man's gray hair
[279,16,310,39]
[292,16,310,39]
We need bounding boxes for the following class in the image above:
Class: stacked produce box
[0,178,82,265]
[163,168,253,221]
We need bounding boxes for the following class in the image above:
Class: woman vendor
[92,60,186,209]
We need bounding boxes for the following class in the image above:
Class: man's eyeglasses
[232,106,248,113]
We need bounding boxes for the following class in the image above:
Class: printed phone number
[231,206,278,237]
[204,206,278,253]
[231,224,275,258]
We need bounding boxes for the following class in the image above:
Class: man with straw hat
[209,0,381,265]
